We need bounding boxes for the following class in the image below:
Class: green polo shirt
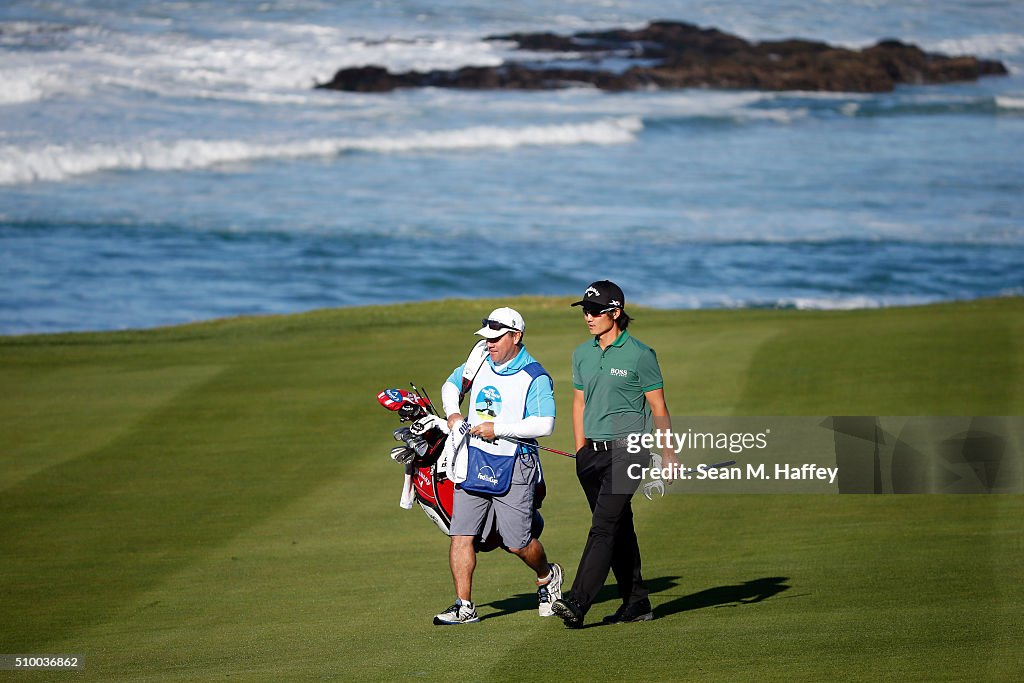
[572,329,664,440]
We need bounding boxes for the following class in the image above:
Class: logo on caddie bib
[475,385,502,419]
[477,465,500,485]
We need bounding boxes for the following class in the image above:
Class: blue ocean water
[1,0,1022,333]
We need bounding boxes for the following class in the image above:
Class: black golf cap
[570,280,625,309]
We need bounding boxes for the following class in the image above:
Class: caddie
[432,306,563,625]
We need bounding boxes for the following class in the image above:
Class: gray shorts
[449,452,538,550]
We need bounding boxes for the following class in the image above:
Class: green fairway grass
[1,297,1022,681]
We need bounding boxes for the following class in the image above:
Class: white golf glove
[643,480,665,500]
[643,453,665,500]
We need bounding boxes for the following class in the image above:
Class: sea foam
[996,95,1024,110]
[0,117,642,185]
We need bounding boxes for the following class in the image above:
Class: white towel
[444,422,470,484]
[399,471,415,509]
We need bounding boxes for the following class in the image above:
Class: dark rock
[489,31,600,53]
[320,65,410,92]
[315,20,1008,94]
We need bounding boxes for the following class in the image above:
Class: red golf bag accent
[378,387,543,552]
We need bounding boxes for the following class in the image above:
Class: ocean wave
[996,95,1024,110]
[6,13,1020,109]
[0,117,642,184]
[0,19,509,104]
[731,92,1019,121]
[452,90,772,117]
[523,88,1017,130]
[0,20,85,45]
[420,87,1011,127]
[926,33,1024,58]
[642,291,942,311]
[0,66,70,105]
[853,95,1016,118]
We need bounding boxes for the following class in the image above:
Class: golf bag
[377,382,544,553]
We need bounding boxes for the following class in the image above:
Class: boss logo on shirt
[610,368,628,377]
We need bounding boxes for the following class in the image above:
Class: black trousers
[568,444,648,613]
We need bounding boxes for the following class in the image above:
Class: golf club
[493,435,577,458]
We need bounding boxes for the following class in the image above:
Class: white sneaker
[433,600,479,625]
[537,563,564,617]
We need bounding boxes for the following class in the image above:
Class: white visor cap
[475,307,525,339]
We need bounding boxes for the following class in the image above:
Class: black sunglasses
[481,318,517,332]
[581,306,615,317]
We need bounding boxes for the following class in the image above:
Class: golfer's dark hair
[616,309,632,329]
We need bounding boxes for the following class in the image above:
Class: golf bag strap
[521,362,551,386]
[459,346,489,406]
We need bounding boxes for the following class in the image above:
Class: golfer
[432,306,563,625]
[553,281,677,628]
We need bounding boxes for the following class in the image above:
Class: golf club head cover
[378,388,412,411]
[379,388,430,421]
[411,414,448,437]
[398,402,423,420]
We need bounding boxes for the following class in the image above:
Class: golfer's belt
[586,438,631,451]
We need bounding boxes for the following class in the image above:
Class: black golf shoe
[602,598,653,624]
[551,596,585,629]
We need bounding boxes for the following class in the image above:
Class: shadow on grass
[479,575,685,621]
[479,576,793,623]
[654,576,792,618]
